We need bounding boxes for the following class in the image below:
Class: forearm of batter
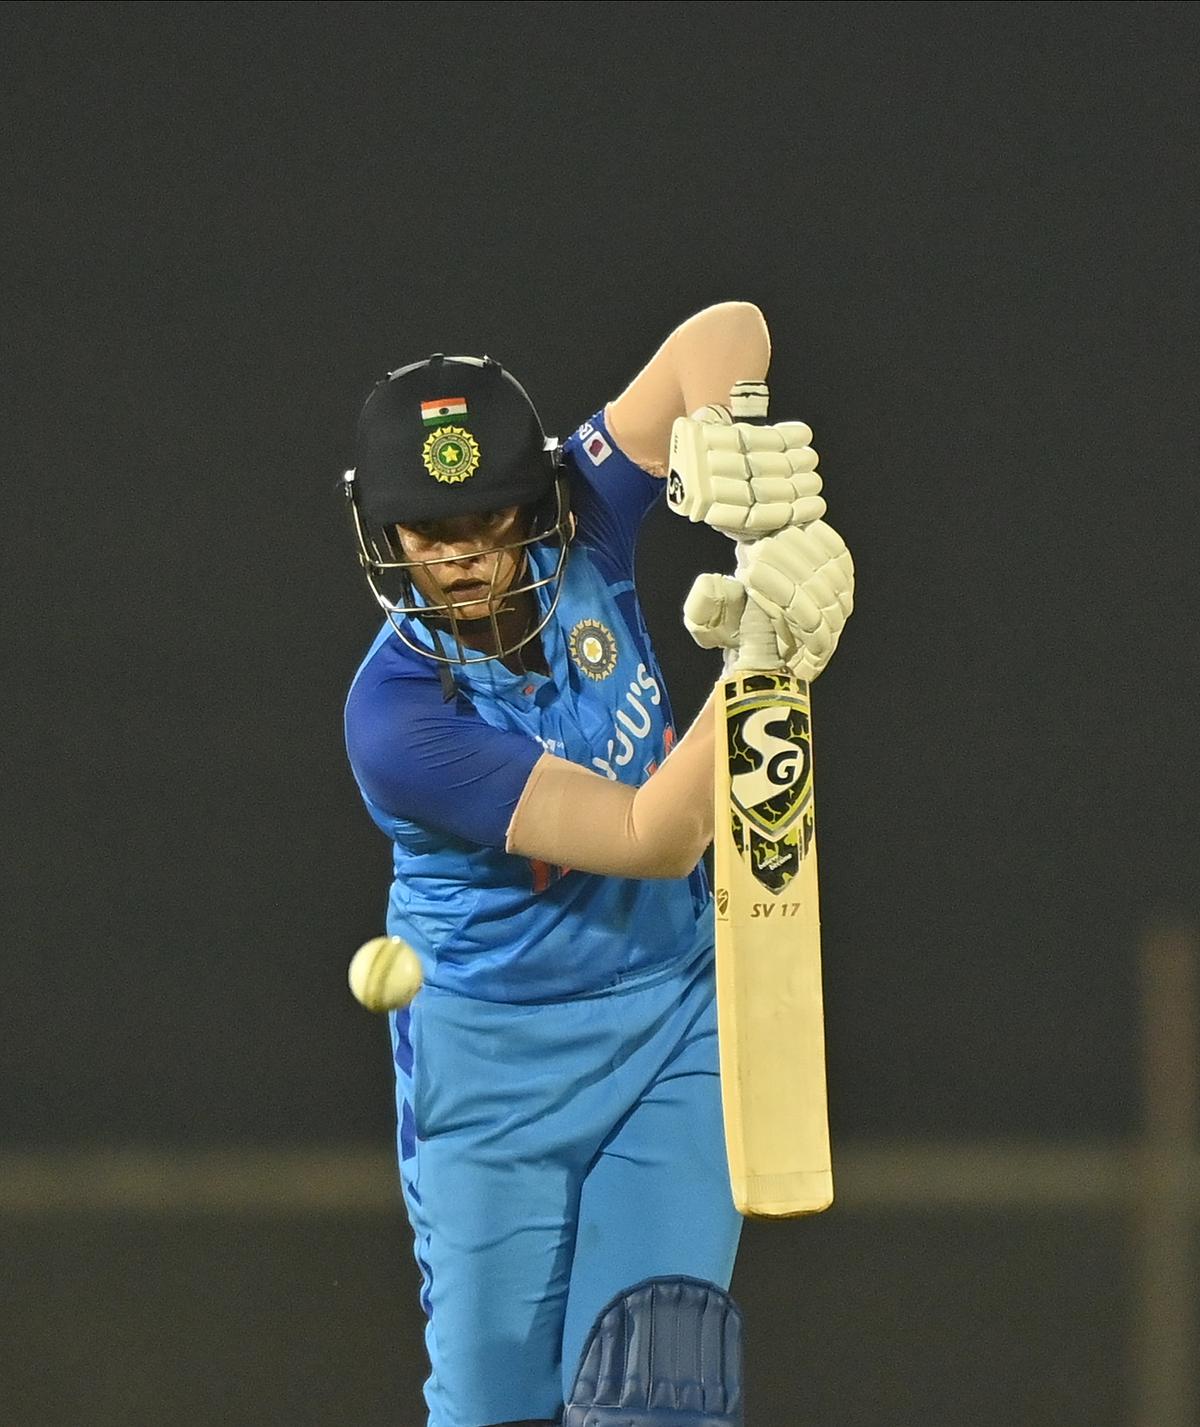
[505,689,717,879]
[604,301,771,475]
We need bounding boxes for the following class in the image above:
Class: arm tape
[505,690,716,879]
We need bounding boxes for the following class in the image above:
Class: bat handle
[727,381,784,674]
[733,541,782,672]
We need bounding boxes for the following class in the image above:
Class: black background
[3,3,1196,1424]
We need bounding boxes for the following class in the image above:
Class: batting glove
[683,520,854,682]
[666,404,826,537]
[683,573,746,656]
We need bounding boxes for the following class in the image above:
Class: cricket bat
[713,380,832,1217]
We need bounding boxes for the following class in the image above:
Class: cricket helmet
[343,354,573,665]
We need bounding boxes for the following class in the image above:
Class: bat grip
[733,540,782,672]
[727,380,782,674]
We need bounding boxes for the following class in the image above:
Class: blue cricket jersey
[344,408,713,1002]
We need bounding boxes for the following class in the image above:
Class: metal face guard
[345,471,573,665]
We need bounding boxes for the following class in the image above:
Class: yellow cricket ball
[347,935,424,1013]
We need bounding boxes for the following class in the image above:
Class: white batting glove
[666,404,826,537]
[742,520,854,682]
[683,521,854,682]
[683,572,746,656]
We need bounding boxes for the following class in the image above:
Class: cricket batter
[342,303,854,1426]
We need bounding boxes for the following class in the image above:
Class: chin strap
[419,622,462,699]
[437,660,457,702]
[423,622,458,701]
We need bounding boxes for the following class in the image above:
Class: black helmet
[343,354,573,667]
[353,354,558,526]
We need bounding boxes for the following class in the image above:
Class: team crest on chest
[568,619,618,680]
[422,425,481,484]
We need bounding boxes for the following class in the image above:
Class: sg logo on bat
[724,671,814,895]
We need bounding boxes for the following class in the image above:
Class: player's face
[394,506,528,623]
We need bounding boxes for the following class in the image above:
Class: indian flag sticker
[421,397,468,427]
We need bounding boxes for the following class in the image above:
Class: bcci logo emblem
[422,425,481,484]
[568,619,618,681]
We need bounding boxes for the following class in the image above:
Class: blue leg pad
[562,1275,743,1427]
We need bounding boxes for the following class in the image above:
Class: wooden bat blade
[714,668,832,1217]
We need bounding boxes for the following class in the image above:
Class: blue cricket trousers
[390,944,742,1426]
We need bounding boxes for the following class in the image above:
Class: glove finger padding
[683,572,745,651]
[706,451,823,489]
[704,498,827,536]
[742,520,855,681]
[704,473,812,505]
[667,408,823,536]
[693,418,813,454]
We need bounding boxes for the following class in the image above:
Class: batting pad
[562,1275,744,1427]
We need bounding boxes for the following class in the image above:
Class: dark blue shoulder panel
[345,640,543,848]
[563,407,664,586]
